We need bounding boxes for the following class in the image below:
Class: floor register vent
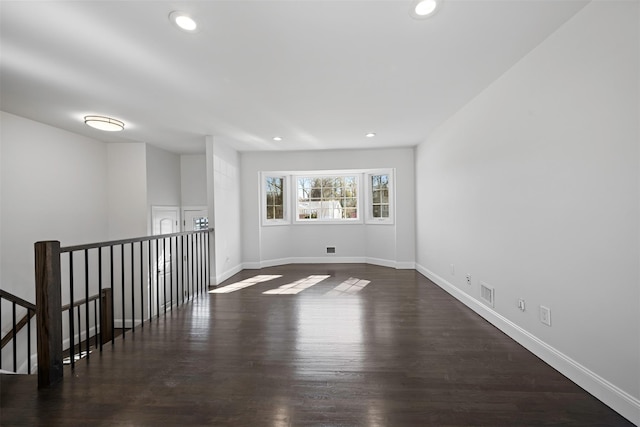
[480,281,495,307]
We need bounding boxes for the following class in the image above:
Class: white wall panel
[415,2,639,422]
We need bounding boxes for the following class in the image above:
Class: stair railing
[35,228,212,388]
[0,290,37,374]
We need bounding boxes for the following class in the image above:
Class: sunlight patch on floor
[324,278,371,296]
[263,275,330,295]
[210,275,282,293]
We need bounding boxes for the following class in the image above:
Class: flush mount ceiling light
[365,132,376,138]
[273,136,283,141]
[84,115,124,132]
[169,11,198,32]
[410,0,441,19]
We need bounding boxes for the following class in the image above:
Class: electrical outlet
[466,274,471,286]
[540,306,551,326]
[518,299,526,311]
[450,264,455,275]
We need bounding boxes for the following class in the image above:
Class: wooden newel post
[35,241,63,388]
[100,288,113,344]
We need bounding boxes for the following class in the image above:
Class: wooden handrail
[0,290,101,351]
[60,228,213,253]
[60,293,101,312]
[0,289,36,311]
[0,310,36,350]
[0,289,37,353]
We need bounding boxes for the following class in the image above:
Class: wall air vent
[480,281,495,308]
[326,247,336,255]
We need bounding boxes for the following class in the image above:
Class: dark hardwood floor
[1,264,633,426]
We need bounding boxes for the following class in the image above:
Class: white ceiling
[0,0,588,154]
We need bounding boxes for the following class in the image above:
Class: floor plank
[1,264,633,426]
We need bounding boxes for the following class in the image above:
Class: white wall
[180,154,207,207]
[146,145,181,227]
[1,111,109,301]
[0,112,110,370]
[107,143,147,239]
[240,148,415,268]
[207,138,242,283]
[106,143,148,327]
[415,1,639,423]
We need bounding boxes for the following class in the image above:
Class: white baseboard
[241,261,263,269]
[62,325,98,350]
[395,261,416,269]
[243,257,414,270]
[215,264,243,285]
[7,327,101,375]
[415,263,640,426]
[290,256,368,265]
[365,257,396,268]
[15,353,38,375]
[243,257,366,269]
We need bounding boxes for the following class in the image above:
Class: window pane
[322,186,334,199]
[295,174,358,221]
[369,174,391,221]
[298,178,311,199]
[372,190,381,203]
[297,186,307,200]
[344,198,357,208]
[193,217,209,230]
[265,176,284,220]
[344,208,357,218]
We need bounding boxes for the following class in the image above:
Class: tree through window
[265,176,284,220]
[297,175,358,221]
[371,174,390,219]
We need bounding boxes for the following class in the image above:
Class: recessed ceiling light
[411,0,441,19]
[273,136,283,141]
[366,133,376,138]
[84,115,124,132]
[169,11,198,32]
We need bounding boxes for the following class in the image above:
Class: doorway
[182,206,209,231]
[151,206,180,314]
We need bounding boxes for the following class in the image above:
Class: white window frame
[259,168,395,226]
[294,173,362,224]
[365,169,395,225]
[260,172,290,226]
